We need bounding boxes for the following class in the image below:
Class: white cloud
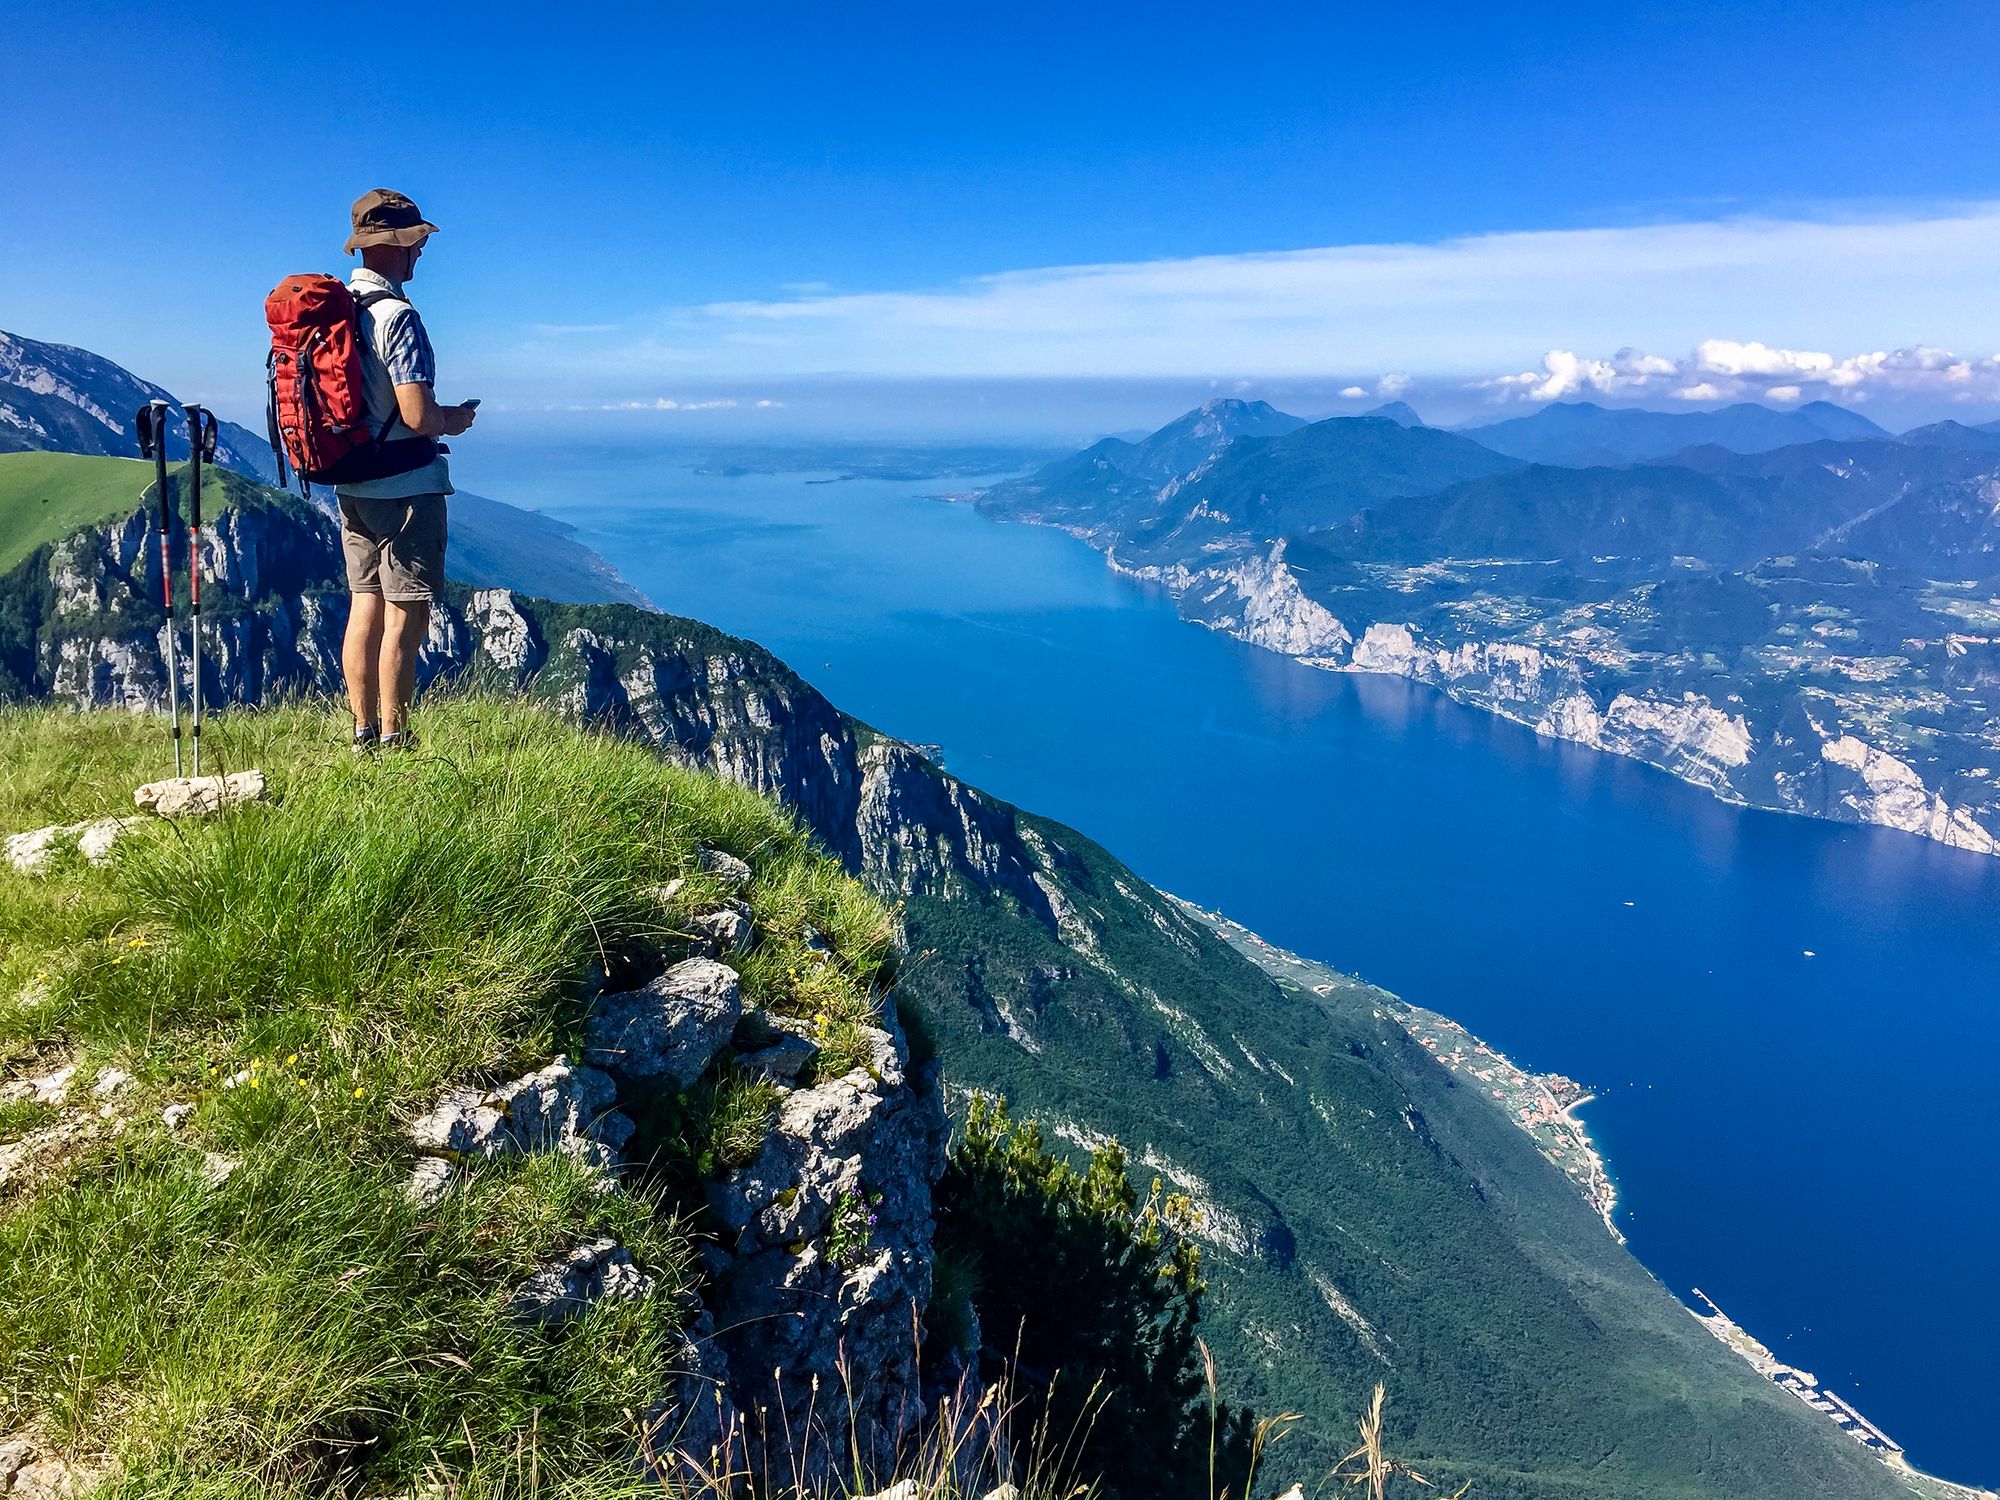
[1693,339,1834,379]
[1339,386,1370,398]
[599,396,745,411]
[1459,340,2000,408]
[577,201,2000,380]
[1376,373,1412,397]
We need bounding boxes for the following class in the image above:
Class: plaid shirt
[335,267,453,501]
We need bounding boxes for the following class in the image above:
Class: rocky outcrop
[583,959,743,1086]
[400,873,951,1489]
[701,1044,947,1487]
[1805,734,2000,855]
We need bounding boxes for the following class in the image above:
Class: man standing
[336,188,476,753]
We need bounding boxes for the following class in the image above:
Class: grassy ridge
[0,699,896,1495]
[0,451,166,575]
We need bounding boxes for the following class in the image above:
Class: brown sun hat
[343,189,440,253]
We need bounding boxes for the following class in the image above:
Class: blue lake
[461,440,2000,1486]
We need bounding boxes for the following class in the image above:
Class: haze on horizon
[8,1,2000,438]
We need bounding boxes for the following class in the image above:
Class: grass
[0,451,176,576]
[0,694,903,1495]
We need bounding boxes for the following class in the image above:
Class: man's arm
[393,382,476,438]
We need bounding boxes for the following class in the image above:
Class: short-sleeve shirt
[335,267,453,502]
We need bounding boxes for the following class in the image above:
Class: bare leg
[380,599,431,735]
[343,592,385,730]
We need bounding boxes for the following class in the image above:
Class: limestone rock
[703,1067,950,1488]
[637,1310,741,1494]
[697,844,753,892]
[404,1156,453,1205]
[4,818,133,875]
[132,769,267,818]
[0,1065,75,1107]
[0,1433,93,1498]
[407,1057,633,1169]
[584,959,742,1086]
[691,902,753,957]
[736,1022,819,1082]
[160,1103,193,1131]
[507,1236,654,1324]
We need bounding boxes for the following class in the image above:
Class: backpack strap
[351,286,420,447]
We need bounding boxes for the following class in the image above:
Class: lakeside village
[1169,899,1998,1500]
[1376,999,1618,1235]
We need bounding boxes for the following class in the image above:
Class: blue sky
[8,0,2000,436]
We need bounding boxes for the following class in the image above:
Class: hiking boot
[351,725,381,756]
[380,728,420,754]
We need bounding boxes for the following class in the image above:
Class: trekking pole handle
[136,399,175,460]
[182,406,216,526]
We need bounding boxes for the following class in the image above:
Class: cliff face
[0,491,1913,1500]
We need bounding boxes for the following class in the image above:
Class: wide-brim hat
[344,188,439,253]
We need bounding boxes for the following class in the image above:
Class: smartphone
[461,398,481,410]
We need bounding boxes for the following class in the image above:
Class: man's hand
[393,381,478,438]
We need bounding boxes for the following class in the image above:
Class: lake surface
[462,440,2000,1485]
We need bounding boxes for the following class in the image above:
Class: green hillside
[0,700,905,1495]
[0,452,175,576]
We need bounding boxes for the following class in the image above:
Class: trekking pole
[135,402,184,776]
[183,405,219,776]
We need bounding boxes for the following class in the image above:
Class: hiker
[335,188,476,753]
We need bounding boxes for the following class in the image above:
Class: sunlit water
[460,441,2000,1485]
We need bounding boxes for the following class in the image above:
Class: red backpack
[263,274,437,490]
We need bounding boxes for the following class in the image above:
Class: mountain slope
[0,476,1916,1500]
[1,328,275,483]
[979,413,1516,569]
[1460,399,1888,467]
[1309,439,2000,571]
[1110,397,1308,484]
[443,489,651,607]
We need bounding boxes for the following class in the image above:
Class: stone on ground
[696,844,753,892]
[406,1057,633,1170]
[506,1236,655,1324]
[584,958,742,1086]
[132,769,267,817]
[4,818,134,875]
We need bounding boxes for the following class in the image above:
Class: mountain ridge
[1458,397,1889,467]
[1,328,276,484]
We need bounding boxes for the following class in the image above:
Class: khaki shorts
[338,494,447,602]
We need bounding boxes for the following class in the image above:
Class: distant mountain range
[0,328,642,609]
[2,329,277,482]
[977,396,2000,856]
[1457,397,1889,467]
